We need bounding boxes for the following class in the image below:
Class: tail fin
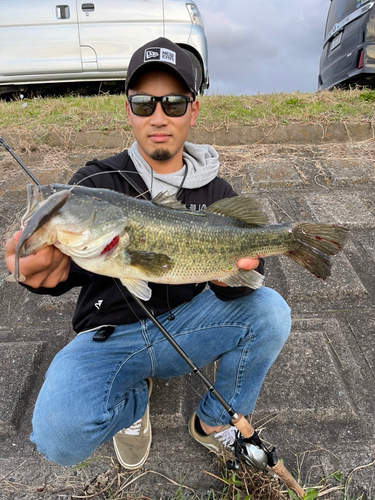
[287,223,349,279]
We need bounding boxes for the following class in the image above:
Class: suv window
[326,0,366,34]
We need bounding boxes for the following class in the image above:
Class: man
[4,38,291,470]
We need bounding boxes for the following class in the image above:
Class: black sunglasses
[127,94,194,117]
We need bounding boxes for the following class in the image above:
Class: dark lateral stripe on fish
[6,184,350,301]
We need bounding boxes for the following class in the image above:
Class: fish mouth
[100,235,120,256]
[56,232,121,259]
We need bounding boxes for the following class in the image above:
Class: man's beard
[150,148,172,161]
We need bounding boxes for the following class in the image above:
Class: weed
[1,89,375,139]
[359,89,375,102]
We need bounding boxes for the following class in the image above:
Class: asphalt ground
[0,126,374,499]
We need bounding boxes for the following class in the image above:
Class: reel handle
[231,414,305,498]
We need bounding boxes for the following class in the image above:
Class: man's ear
[125,99,133,125]
[190,99,199,127]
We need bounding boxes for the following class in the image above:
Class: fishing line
[149,162,188,198]
[184,370,221,417]
[73,169,151,200]
[165,284,175,321]
[112,278,143,324]
[176,163,188,198]
[2,138,305,497]
[116,170,151,199]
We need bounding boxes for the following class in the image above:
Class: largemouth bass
[6,183,349,300]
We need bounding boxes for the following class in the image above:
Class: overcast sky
[198,0,330,95]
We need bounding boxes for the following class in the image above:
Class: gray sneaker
[113,378,153,470]
[188,411,237,454]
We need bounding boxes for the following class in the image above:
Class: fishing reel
[227,430,278,472]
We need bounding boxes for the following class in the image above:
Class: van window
[326,0,369,34]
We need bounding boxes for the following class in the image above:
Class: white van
[0,0,209,95]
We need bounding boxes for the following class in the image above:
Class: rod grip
[271,460,305,498]
[231,413,254,438]
[231,414,305,498]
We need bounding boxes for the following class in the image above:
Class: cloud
[198,0,330,94]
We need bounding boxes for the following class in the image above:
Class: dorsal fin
[152,192,189,211]
[205,196,269,226]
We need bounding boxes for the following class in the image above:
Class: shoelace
[122,418,142,436]
[214,425,237,449]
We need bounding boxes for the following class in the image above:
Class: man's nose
[150,101,169,124]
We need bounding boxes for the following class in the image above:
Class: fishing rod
[0,137,41,186]
[1,136,305,498]
[131,293,304,497]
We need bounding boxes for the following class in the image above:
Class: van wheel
[185,51,203,94]
[12,89,28,100]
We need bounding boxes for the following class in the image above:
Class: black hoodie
[27,150,264,333]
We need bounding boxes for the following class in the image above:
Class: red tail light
[358,49,364,69]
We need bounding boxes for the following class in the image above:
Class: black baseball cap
[125,37,196,97]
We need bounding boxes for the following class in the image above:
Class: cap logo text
[144,47,176,65]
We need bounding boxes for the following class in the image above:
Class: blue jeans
[30,287,291,466]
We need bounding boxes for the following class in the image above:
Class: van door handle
[56,5,70,19]
[82,3,95,12]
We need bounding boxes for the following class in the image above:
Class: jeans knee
[31,408,98,466]
[31,429,80,466]
[253,288,291,347]
[273,295,291,342]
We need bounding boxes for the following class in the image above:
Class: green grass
[1,87,374,499]
[1,88,375,136]
[0,93,128,133]
[198,89,375,126]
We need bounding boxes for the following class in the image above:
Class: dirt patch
[1,140,375,188]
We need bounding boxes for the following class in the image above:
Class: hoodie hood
[128,141,220,198]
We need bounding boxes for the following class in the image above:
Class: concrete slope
[0,132,374,499]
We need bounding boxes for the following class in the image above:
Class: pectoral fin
[219,269,264,289]
[128,250,173,277]
[120,278,152,301]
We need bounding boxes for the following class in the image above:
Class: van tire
[185,50,203,94]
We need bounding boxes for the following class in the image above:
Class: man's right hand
[5,231,70,289]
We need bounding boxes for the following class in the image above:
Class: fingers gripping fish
[6,184,349,301]
[6,189,71,283]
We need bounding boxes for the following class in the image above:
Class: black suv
[319,0,375,89]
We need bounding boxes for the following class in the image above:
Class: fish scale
[125,215,290,282]
[6,183,349,301]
